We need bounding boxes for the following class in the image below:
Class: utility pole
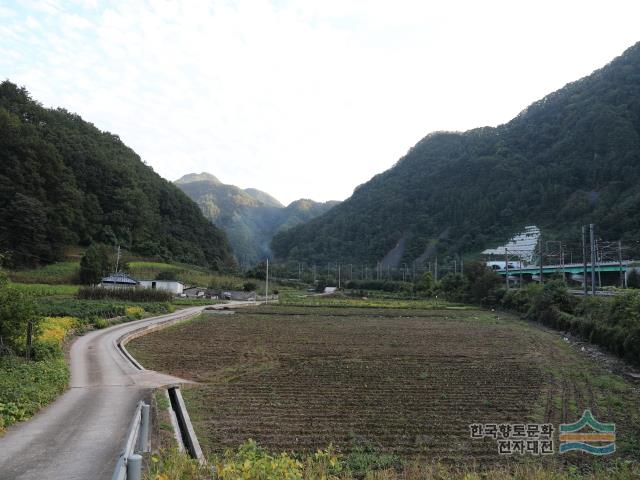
[313,264,317,284]
[590,224,596,296]
[460,258,464,276]
[298,263,301,281]
[338,264,341,289]
[618,240,624,288]
[435,256,438,282]
[115,245,121,273]
[539,237,543,284]
[505,249,510,290]
[265,258,269,303]
[582,225,588,296]
[560,242,566,283]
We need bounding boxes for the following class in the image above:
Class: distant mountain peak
[175,175,339,264]
[175,172,222,185]
[244,188,284,208]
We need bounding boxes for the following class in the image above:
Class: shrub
[243,281,257,292]
[30,339,63,361]
[77,286,173,302]
[214,440,303,479]
[125,306,145,319]
[0,272,40,353]
[94,318,109,329]
[0,355,68,432]
[37,298,172,321]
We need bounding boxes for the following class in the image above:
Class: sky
[1,1,639,205]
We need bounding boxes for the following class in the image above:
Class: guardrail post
[139,403,150,453]
[127,454,142,480]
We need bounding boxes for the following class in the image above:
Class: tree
[627,269,640,289]
[463,262,502,305]
[243,281,257,292]
[79,244,112,285]
[0,270,39,355]
[415,271,436,296]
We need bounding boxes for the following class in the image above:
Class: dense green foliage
[0,271,39,354]
[78,244,112,284]
[36,298,173,320]
[176,173,338,264]
[273,42,640,265]
[0,83,234,270]
[0,355,68,432]
[76,286,174,302]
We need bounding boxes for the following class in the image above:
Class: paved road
[0,305,211,480]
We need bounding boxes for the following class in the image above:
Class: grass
[144,442,640,479]
[127,260,247,290]
[9,261,79,284]
[278,290,465,310]
[8,283,80,297]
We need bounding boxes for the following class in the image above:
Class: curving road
[0,305,210,480]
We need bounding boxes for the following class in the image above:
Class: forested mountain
[272,42,640,266]
[0,82,234,269]
[175,173,338,264]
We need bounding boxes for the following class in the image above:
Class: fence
[111,401,150,480]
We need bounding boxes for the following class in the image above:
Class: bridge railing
[111,400,150,480]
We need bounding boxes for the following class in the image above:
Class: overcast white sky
[1,1,639,204]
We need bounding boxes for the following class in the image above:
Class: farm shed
[100,273,139,288]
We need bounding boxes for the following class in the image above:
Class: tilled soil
[128,306,640,462]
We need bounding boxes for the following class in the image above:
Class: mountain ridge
[175,173,339,264]
[0,81,234,269]
[272,41,640,266]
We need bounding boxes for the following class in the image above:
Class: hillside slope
[0,82,234,269]
[176,173,338,264]
[272,42,640,266]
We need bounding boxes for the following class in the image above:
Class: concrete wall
[139,280,184,294]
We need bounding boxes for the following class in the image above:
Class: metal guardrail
[111,401,150,480]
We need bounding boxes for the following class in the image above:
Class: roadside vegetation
[77,285,174,302]
[144,442,640,480]
[0,271,75,433]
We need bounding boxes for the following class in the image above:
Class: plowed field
[128,305,640,462]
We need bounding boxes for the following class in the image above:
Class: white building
[138,280,184,295]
